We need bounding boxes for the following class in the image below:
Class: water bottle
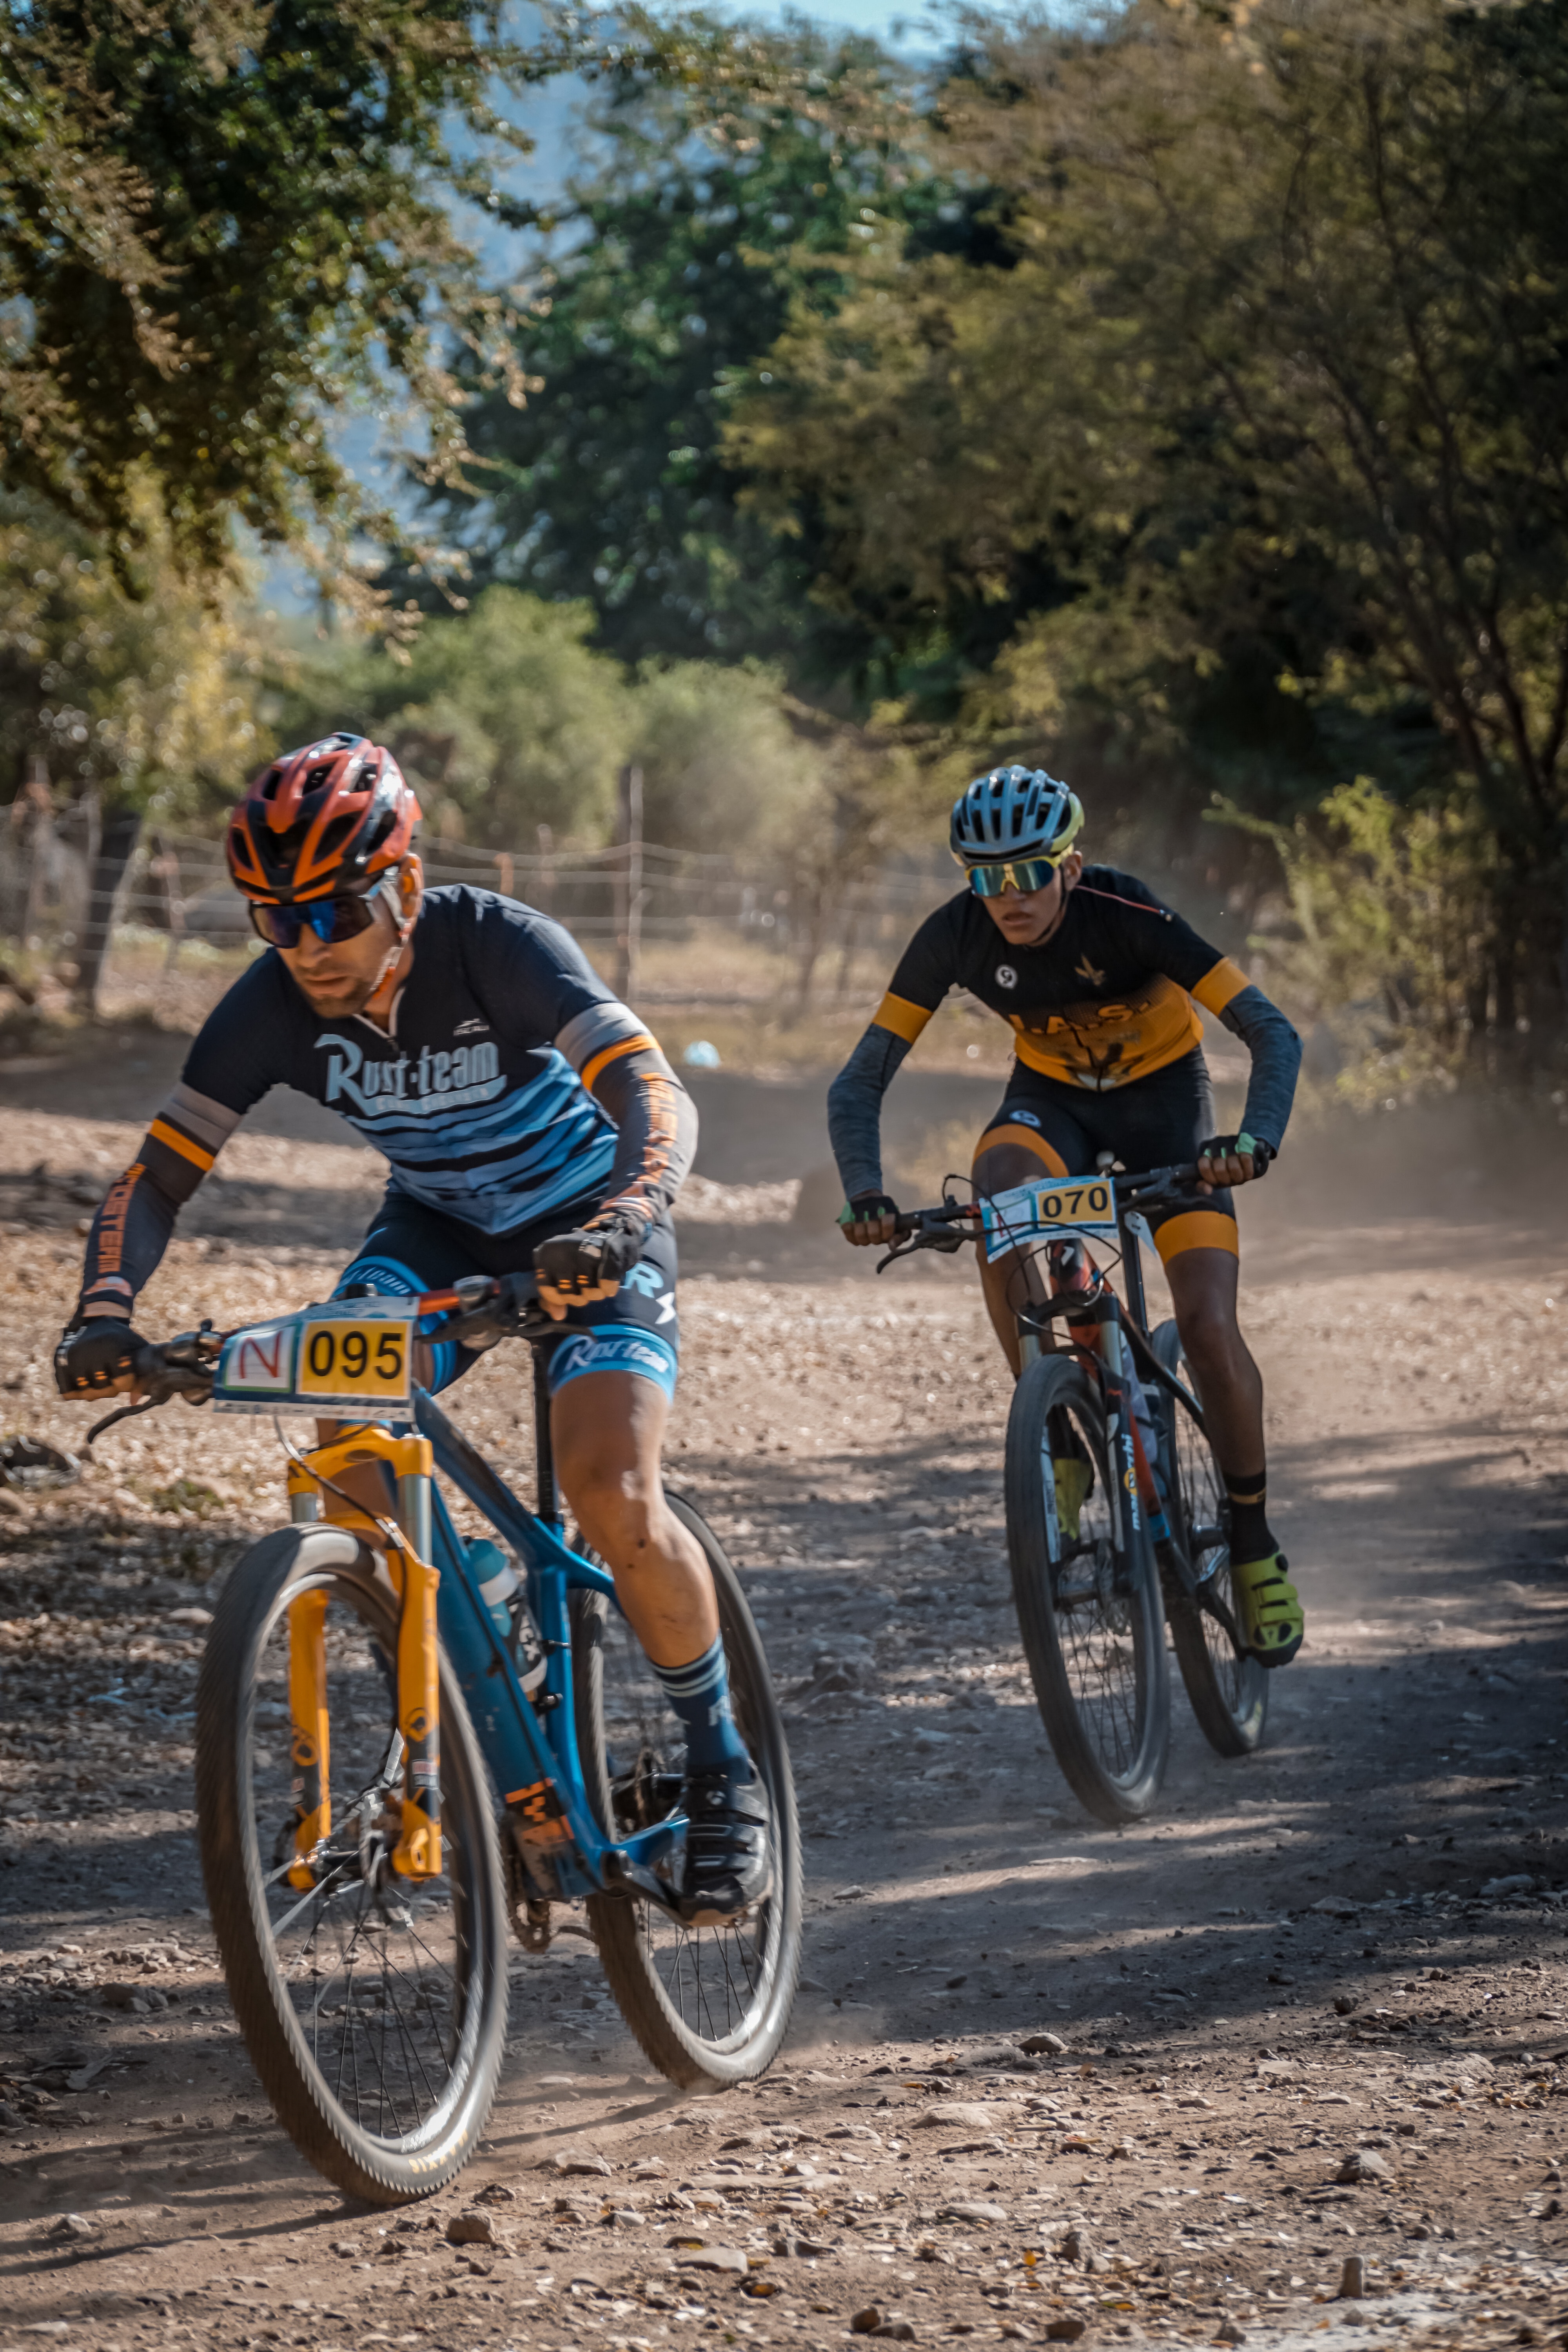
[467,1539,547,1692]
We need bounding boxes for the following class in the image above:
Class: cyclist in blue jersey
[54,734,768,1922]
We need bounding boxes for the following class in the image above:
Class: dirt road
[2,1061,1567,2352]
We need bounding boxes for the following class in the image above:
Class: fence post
[615,764,643,1002]
[535,824,554,918]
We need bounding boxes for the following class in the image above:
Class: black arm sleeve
[1082,876,1301,1154]
[825,901,964,1202]
[1220,984,1302,1155]
[73,961,288,1322]
[828,1025,915,1202]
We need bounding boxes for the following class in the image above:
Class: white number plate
[212,1299,417,1417]
[980,1175,1118,1263]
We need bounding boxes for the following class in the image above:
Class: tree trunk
[75,805,143,1017]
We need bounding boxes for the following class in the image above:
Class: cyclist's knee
[973,1140,1050,1197]
[1175,1294,1242,1374]
[568,1463,672,1564]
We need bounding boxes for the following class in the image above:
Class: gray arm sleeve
[827,1024,915,1201]
[555,1002,697,1220]
[1219,983,1302,1154]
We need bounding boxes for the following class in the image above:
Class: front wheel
[1151,1320,1269,1757]
[572,1494,801,2085]
[1005,1352,1169,1824]
[195,1526,509,2204]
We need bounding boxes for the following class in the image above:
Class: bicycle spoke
[595,1607,778,2052]
[1041,1396,1144,1781]
[242,1578,477,2147]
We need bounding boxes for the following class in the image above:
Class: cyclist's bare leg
[1163,1245,1265,1471]
[972,1137,1055,1379]
[551,1368,719,1668]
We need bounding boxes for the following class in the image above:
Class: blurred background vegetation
[3,0,1567,1098]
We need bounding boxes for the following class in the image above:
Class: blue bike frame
[412,1384,687,1913]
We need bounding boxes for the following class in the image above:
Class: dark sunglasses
[249,891,381,950]
[965,852,1067,899]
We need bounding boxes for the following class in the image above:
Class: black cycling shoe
[677,1757,773,1926]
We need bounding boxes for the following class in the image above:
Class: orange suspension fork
[285,1427,444,1882]
[286,1589,330,1891]
[390,1531,442,1881]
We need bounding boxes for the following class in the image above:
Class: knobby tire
[1005,1351,1169,1824]
[572,1494,801,2085]
[196,1526,509,2204]
[1151,1320,1269,1758]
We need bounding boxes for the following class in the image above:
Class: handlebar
[83,1273,554,1445]
[875,1161,1209,1274]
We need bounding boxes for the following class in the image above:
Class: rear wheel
[1005,1352,1169,1824]
[572,1494,801,2085]
[1151,1319,1269,1757]
[196,1526,509,2204]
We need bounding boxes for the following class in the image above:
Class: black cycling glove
[54,1318,145,1398]
[1196,1133,1274,1178]
[837,1190,900,1229]
[532,1210,646,1304]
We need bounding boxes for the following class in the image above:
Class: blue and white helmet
[950,766,1084,866]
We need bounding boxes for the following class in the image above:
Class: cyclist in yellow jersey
[829,766,1305,1668]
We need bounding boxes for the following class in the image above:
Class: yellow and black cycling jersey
[871,867,1250,1092]
[828,864,1300,1212]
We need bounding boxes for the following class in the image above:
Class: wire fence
[0,813,958,1022]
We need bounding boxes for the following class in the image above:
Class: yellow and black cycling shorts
[973,1046,1237,1265]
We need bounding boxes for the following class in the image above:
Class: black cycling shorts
[334,1187,680,1401]
[974,1047,1236,1266]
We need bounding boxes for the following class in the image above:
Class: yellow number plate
[982,1175,1118,1261]
[1030,1178,1116,1227]
[299,1318,413,1401]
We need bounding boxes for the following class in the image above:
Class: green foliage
[1216,779,1493,1091]
[277,588,633,849]
[626,661,819,853]
[415,24,965,678]
[721,0,1568,1045]
[0,0,540,607]
[0,492,262,814]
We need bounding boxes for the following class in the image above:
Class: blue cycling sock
[653,1635,751,1773]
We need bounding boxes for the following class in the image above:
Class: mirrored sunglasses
[249,890,381,949]
[966,853,1065,899]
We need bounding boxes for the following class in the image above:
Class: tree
[0,490,264,1004]
[275,587,634,849]
[0,0,545,608]
[414,24,971,682]
[726,0,1568,1044]
[624,659,818,852]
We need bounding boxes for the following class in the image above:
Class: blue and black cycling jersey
[74,886,697,1335]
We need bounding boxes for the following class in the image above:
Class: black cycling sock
[1221,1466,1276,1563]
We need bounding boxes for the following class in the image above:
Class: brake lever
[86,1397,158,1446]
[875,1214,976,1274]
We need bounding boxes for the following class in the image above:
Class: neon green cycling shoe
[1053,1457,1094,1545]
[1232,1551,1303,1667]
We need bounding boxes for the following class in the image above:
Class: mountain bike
[879,1164,1267,1827]
[83,1275,801,2203]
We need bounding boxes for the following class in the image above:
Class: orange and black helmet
[226,733,421,904]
